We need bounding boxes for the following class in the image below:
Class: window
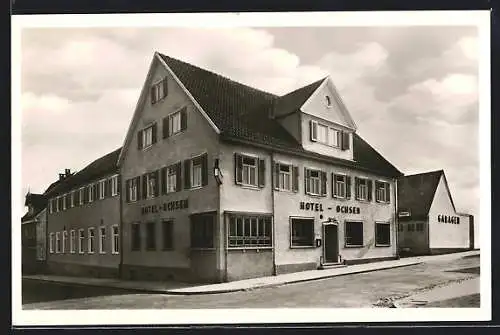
[78,229,85,253]
[375,222,391,246]
[375,181,391,203]
[162,220,174,250]
[145,171,159,198]
[88,184,95,203]
[131,223,141,251]
[70,230,76,253]
[305,168,327,196]
[279,164,291,191]
[55,232,61,253]
[235,154,265,188]
[184,154,208,189]
[290,218,314,247]
[99,226,106,254]
[49,233,54,253]
[416,222,424,232]
[328,128,340,147]
[191,158,202,188]
[273,162,299,192]
[88,228,95,254]
[142,125,154,149]
[146,222,156,251]
[98,179,106,199]
[169,110,182,136]
[79,187,85,205]
[228,214,272,248]
[333,174,349,198]
[166,164,178,193]
[163,107,187,138]
[62,231,67,253]
[408,223,415,232]
[325,95,332,107]
[355,177,372,201]
[70,191,75,208]
[62,194,67,210]
[310,120,350,150]
[345,221,363,247]
[110,175,119,196]
[128,177,138,202]
[191,213,215,249]
[151,78,168,104]
[398,224,404,232]
[111,225,119,254]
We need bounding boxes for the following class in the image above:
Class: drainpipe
[119,173,124,279]
[270,152,277,275]
[394,178,399,259]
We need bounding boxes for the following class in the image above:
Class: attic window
[325,95,332,107]
[151,78,168,104]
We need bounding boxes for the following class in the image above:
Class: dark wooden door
[324,225,338,263]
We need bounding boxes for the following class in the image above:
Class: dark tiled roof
[45,147,121,198]
[397,170,443,219]
[22,193,47,222]
[160,53,402,178]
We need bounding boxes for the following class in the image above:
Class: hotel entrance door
[323,224,339,264]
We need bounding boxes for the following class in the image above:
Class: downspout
[271,151,277,275]
[394,178,399,259]
[119,172,124,279]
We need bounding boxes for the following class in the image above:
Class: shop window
[111,225,119,254]
[151,78,168,104]
[290,218,314,247]
[78,229,85,254]
[146,222,156,251]
[355,177,372,201]
[162,220,174,250]
[375,181,391,203]
[228,214,272,248]
[345,221,363,247]
[305,168,327,196]
[375,222,391,247]
[88,228,95,254]
[131,223,141,251]
[191,213,215,249]
[163,107,187,138]
[234,154,265,188]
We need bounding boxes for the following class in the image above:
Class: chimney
[59,173,65,181]
[65,168,71,177]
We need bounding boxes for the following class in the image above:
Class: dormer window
[310,120,350,151]
[325,95,332,107]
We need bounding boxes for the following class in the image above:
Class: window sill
[239,184,260,190]
[190,247,216,251]
[276,188,295,193]
[166,130,184,139]
[290,245,315,249]
[162,248,175,251]
[344,245,364,248]
[189,185,203,191]
[131,249,141,252]
[141,144,154,152]
[375,200,391,205]
[306,193,327,198]
[375,244,391,248]
[228,246,273,251]
[333,195,348,200]
[111,251,120,255]
[146,248,157,252]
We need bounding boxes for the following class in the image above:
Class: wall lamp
[213,158,223,185]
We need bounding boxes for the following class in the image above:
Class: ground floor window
[191,213,215,249]
[49,233,54,253]
[146,222,156,251]
[70,230,76,253]
[88,228,95,254]
[416,222,424,232]
[131,223,141,251]
[162,220,174,250]
[375,222,391,247]
[111,225,119,254]
[55,232,61,253]
[228,214,272,248]
[290,218,314,247]
[99,226,106,254]
[345,221,363,247]
[78,229,85,253]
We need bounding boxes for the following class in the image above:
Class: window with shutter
[375,181,391,203]
[341,131,350,150]
[137,130,143,150]
[180,107,187,131]
[162,116,169,139]
[321,171,327,196]
[273,162,280,190]
[234,153,243,185]
[305,168,322,196]
[258,159,265,188]
[184,159,191,189]
[142,174,148,200]
[310,120,318,142]
[152,123,157,144]
[292,166,299,192]
[201,153,208,186]
[151,78,168,104]
[176,162,182,192]
[168,108,184,136]
[191,156,203,188]
[140,124,154,149]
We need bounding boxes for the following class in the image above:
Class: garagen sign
[437,214,460,224]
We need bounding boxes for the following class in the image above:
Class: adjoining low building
[44,151,122,278]
[22,192,48,274]
[397,170,474,256]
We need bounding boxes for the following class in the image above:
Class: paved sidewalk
[23,250,479,296]
[394,276,480,308]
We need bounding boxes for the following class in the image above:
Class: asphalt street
[23,254,479,309]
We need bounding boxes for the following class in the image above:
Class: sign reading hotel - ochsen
[141,199,189,215]
[299,201,360,214]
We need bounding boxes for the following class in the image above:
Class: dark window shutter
[154,170,159,197]
[105,179,110,197]
[292,166,299,193]
[162,79,168,98]
[152,123,157,144]
[310,120,317,142]
[258,159,265,188]
[125,180,130,202]
[273,162,279,190]
[135,176,141,199]
[83,187,88,203]
[321,171,327,196]
[331,173,335,198]
[354,177,359,199]
[184,159,191,189]
[234,153,243,185]
[150,86,156,104]
[117,175,121,195]
[385,183,391,203]
[74,190,80,205]
[93,184,98,200]
[137,130,143,150]
[96,182,100,199]
[162,116,169,139]
[180,107,187,131]
[304,168,309,194]
[176,162,182,192]
[367,179,373,201]
[201,153,208,186]
[346,176,351,199]
[142,174,147,200]
[160,167,167,195]
[341,131,350,150]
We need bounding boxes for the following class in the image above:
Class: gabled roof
[273,78,325,118]
[397,170,444,219]
[45,147,121,198]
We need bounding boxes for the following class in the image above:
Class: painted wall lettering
[141,199,189,215]
[299,201,324,212]
[437,214,460,224]
[336,205,360,214]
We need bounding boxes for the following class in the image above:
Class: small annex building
[397,170,474,255]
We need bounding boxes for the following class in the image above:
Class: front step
[319,263,347,270]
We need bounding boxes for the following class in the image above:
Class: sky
[20,25,480,243]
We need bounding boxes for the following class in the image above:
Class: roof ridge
[401,169,444,178]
